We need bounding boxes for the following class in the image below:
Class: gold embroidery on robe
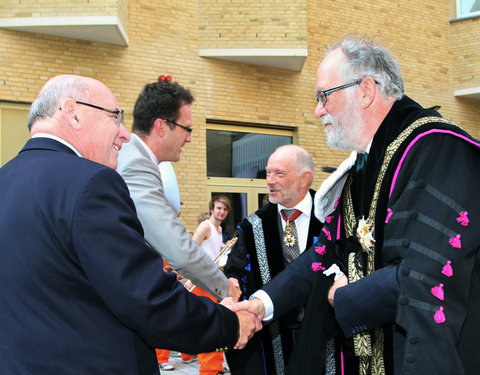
[342,116,454,375]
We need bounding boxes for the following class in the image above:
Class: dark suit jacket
[0,138,238,375]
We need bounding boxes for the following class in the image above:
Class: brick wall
[449,16,480,132]
[198,0,307,49]
[1,0,479,231]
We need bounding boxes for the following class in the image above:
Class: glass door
[207,180,267,239]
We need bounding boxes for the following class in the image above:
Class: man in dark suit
[0,74,261,375]
[224,145,323,375]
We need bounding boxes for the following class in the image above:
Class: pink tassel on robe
[442,261,453,277]
[449,234,461,249]
[315,245,326,255]
[434,306,446,324]
[431,283,444,301]
[322,227,332,241]
[457,211,469,226]
[312,262,326,272]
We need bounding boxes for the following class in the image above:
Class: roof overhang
[0,16,128,46]
[454,87,480,100]
[199,48,308,71]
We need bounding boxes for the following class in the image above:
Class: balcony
[0,0,129,46]
[198,48,307,71]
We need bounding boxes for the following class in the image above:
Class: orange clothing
[181,353,195,362]
[190,284,218,302]
[190,286,224,375]
[155,349,170,364]
[197,351,224,375]
[158,261,224,374]
[155,349,194,364]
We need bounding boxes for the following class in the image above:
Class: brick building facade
[1,0,479,233]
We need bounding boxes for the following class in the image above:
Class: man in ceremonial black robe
[234,36,480,375]
[224,144,323,374]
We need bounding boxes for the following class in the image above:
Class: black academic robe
[224,189,323,375]
[287,96,480,374]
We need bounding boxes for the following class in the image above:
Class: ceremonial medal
[356,216,375,253]
[283,221,296,247]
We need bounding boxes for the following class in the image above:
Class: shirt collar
[277,191,312,218]
[132,133,158,165]
[32,133,82,157]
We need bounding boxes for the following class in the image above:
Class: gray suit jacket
[117,134,228,299]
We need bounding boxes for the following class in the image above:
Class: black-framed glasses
[76,101,124,127]
[315,79,362,106]
[164,119,193,134]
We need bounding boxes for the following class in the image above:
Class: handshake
[220,297,266,350]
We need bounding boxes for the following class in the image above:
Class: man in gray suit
[117,79,240,301]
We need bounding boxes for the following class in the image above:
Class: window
[205,122,294,234]
[455,0,480,18]
[207,124,293,178]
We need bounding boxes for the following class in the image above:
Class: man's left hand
[328,274,348,307]
[227,277,242,301]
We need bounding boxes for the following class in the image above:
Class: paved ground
[159,353,229,375]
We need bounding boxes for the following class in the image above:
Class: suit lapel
[120,134,162,181]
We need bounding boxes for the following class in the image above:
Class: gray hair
[296,148,315,178]
[27,75,91,130]
[325,36,404,100]
[275,144,315,186]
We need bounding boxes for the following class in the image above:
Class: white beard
[323,96,363,151]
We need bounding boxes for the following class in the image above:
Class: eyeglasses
[164,119,193,134]
[76,101,124,127]
[315,79,362,106]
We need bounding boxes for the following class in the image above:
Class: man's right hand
[232,298,265,321]
[234,310,262,349]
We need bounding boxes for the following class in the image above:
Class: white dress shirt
[132,133,158,165]
[254,191,313,320]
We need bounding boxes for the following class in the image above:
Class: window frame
[453,0,480,19]
[206,122,294,179]
[204,122,295,217]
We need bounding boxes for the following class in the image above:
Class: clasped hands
[222,273,349,349]
[220,297,266,349]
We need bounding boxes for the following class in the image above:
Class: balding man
[224,144,323,375]
[0,75,260,375]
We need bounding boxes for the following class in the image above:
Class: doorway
[208,179,268,238]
